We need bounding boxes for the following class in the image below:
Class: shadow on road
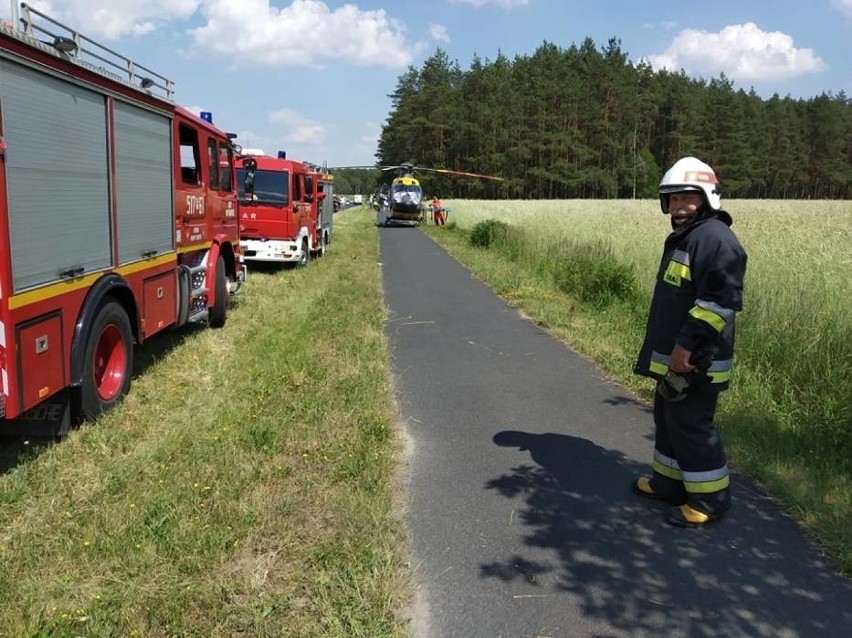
[485,429,852,637]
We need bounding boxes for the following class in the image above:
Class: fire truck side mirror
[241,158,256,197]
[317,192,327,201]
[243,172,255,197]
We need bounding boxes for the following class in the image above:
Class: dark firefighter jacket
[634,210,747,392]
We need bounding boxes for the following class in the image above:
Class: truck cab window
[219,144,233,192]
[207,138,220,190]
[293,174,302,203]
[179,124,200,185]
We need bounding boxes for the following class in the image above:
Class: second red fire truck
[0,5,245,434]
[236,150,334,267]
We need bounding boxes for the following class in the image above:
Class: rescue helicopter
[334,162,503,225]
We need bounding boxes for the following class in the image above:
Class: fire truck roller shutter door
[113,101,173,264]
[0,59,111,290]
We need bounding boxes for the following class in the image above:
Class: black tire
[77,300,133,420]
[209,256,228,328]
[299,238,310,267]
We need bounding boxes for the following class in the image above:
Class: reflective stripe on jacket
[634,210,747,392]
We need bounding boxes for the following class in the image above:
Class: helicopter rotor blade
[412,166,504,181]
[331,163,503,181]
[332,165,403,171]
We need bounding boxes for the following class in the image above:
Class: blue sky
[4,0,851,167]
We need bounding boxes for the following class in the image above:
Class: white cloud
[832,0,852,17]
[183,105,206,117]
[359,121,381,151]
[429,23,450,42]
[15,1,420,68]
[352,122,381,166]
[232,129,273,155]
[269,108,326,147]
[19,0,201,38]
[448,0,530,7]
[237,118,377,167]
[190,0,419,68]
[642,21,678,31]
[646,22,826,82]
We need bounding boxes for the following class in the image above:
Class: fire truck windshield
[237,168,289,206]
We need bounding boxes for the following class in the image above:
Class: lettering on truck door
[178,123,206,244]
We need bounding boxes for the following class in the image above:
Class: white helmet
[658,156,721,213]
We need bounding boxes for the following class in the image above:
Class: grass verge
[0,208,409,637]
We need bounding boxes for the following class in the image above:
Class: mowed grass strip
[426,200,852,576]
[0,208,408,637]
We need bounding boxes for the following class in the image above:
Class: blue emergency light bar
[278,151,287,159]
[200,111,213,123]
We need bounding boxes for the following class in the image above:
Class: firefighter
[632,157,748,527]
[431,195,445,226]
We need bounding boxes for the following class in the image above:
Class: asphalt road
[379,221,852,638]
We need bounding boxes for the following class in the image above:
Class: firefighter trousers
[649,389,731,517]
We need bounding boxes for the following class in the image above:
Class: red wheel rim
[93,324,126,401]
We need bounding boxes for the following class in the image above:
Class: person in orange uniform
[431,195,445,226]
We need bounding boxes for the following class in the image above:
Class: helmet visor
[659,185,703,194]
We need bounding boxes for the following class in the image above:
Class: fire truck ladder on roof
[13,2,174,101]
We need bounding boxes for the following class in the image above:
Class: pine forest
[374,39,852,201]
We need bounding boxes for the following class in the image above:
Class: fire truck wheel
[209,256,228,329]
[78,300,133,420]
[299,238,310,267]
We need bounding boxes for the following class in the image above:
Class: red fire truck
[0,6,245,435]
[236,150,333,266]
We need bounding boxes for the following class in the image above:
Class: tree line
[373,39,852,200]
